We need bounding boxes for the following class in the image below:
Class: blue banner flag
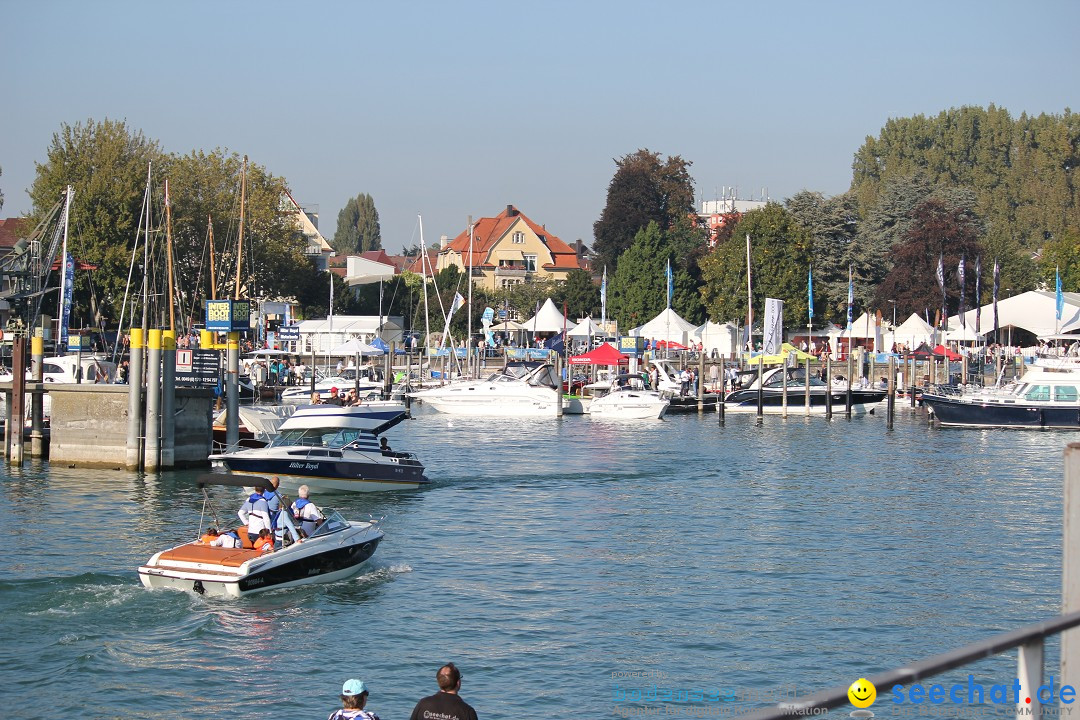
[846,266,853,330]
[665,259,673,309]
[600,266,607,325]
[1057,267,1064,321]
[807,266,814,321]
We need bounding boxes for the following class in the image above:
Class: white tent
[567,318,604,337]
[950,290,1080,337]
[886,313,935,350]
[522,298,570,333]
[692,321,739,356]
[490,319,526,332]
[944,321,983,342]
[329,338,382,356]
[839,312,878,339]
[629,308,697,345]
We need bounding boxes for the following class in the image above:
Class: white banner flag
[763,298,784,354]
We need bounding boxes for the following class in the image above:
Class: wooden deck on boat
[157,542,262,567]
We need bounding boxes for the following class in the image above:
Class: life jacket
[254,535,274,552]
[200,533,217,544]
[293,498,311,511]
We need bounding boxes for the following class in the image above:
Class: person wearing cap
[409,662,477,720]
[328,678,380,720]
[327,386,343,406]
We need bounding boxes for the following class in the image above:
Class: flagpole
[467,216,474,368]
[746,234,753,355]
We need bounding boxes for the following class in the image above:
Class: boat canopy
[196,473,275,491]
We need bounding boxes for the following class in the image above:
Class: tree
[29,118,162,328]
[162,149,307,323]
[872,199,984,319]
[1039,228,1080,292]
[608,222,670,330]
[333,193,382,254]
[592,149,695,271]
[699,204,813,326]
[785,190,858,325]
[558,268,600,320]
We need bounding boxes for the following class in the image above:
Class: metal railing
[732,610,1080,719]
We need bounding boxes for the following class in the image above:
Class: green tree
[1039,228,1080,292]
[785,190,858,325]
[608,222,671,330]
[29,118,162,327]
[558,268,600,320]
[333,193,382,254]
[699,204,813,326]
[592,149,695,271]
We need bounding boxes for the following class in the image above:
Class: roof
[442,205,582,271]
[0,218,30,250]
[403,251,439,276]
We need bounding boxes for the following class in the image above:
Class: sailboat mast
[141,164,151,337]
[467,216,473,356]
[208,214,217,300]
[419,214,430,348]
[745,233,753,347]
[234,155,247,299]
[57,184,73,349]
[164,179,176,333]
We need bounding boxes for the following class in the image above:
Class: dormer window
[512,231,525,244]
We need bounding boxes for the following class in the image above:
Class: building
[282,190,334,272]
[699,193,769,246]
[436,205,585,291]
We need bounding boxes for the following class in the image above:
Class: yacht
[409,361,564,417]
[646,358,721,410]
[138,474,384,597]
[723,365,887,414]
[585,374,669,420]
[922,364,1080,428]
[208,403,426,493]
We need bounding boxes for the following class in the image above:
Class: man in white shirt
[291,484,324,536]
[238,491,271,546]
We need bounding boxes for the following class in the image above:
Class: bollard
[1063,443,1080,689]
[145,329,162,471]
[846,349,853,419]
[30,334,44,458]
[887,356,896,429]
[8,338,26,464]
[161,330,176,469]
[555,354,563,417]
[781,356,789,418]
[756,354,764,421]
[718,356,725,425]
[825,356,833,419]
[697,350,705,413]
[126,328,145,470]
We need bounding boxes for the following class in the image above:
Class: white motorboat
[208,403,427,493]
[279,367,382,404]
[138,474,384,597]
[409,361,563,417]
[585,374,669,420]
[646,357,721,411]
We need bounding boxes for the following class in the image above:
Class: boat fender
[193,580,205,595]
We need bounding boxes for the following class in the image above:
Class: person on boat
[409,663,477,720]
[291,485,324,536]
[199,528,220,544]
[311,391,324,405]
[329,678,381,720]
[210,529,242,549]
[379,437,392,455]
[253,529,274,553]
[327,387,343,406]
[238,491,271,546]
[262,476,282,535]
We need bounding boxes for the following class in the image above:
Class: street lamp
[888,299,896,328]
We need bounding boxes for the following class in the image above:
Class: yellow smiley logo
[847,678,876,708]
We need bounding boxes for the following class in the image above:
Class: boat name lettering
[288,461,321,470]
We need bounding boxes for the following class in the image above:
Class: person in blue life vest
[328,678,381,720]
[238,489,271,546]
[262,476,282,542]
[290,485,324,537]
[409,663,478,720]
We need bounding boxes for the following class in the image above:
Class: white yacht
[409,361,563,417]
[585,374,669,420]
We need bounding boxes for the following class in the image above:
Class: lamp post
[888,299,896,329]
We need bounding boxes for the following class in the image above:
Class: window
[512,231,525,244]
[1025,385,1051,401]
[523,254,537,272]
[1055,385,1078,402]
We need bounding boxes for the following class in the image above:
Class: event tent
[953,290,1080,337]
[328,338,382,356]
[521,298,570,333]
[628,308,697,345]
[567,343,628,365]
[567,317,604,337]
[886,313,935,349]
[692,321,739,356]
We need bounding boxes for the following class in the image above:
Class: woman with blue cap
[328,678,380,720]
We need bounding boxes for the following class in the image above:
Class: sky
[1,0,1078,254]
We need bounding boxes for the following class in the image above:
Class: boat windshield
[763,368,828,389]
[269,427,366,449]
[307,509,349,538]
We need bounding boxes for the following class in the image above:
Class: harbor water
[1,407,1073,718]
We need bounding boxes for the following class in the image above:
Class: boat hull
[923,394,1080,429]
[413,390,559,417]
[138,529,382,597]
[723,388,886,415]
[588,393,669,420]
[212,452,428,493]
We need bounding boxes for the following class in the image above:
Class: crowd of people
[327,663,478,720]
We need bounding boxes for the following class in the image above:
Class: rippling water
[1,407,1075,719]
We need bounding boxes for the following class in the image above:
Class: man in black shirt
[409,662,478,720]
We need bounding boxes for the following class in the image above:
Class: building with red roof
[436,204,584,291]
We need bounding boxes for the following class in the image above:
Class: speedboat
[922,365,1080,428]
[138,474,383,597]
[280,367,382,404]
[723,365,887,414]
[208,403,427,493]
[585,374,669,420]
[409,361,563,417]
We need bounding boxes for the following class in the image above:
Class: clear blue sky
[2,0,1077,253]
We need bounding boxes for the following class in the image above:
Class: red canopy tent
[655,339,688,350]
[568,343,629,365]
[933,344,962,361]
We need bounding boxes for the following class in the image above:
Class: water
[1,407,1074,719]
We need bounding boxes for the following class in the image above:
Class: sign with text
[620,336,646,356]
[175,349,221,388]
[205,299,251,332]
[277,324,300,341]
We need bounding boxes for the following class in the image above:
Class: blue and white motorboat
[208,403,427,493]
